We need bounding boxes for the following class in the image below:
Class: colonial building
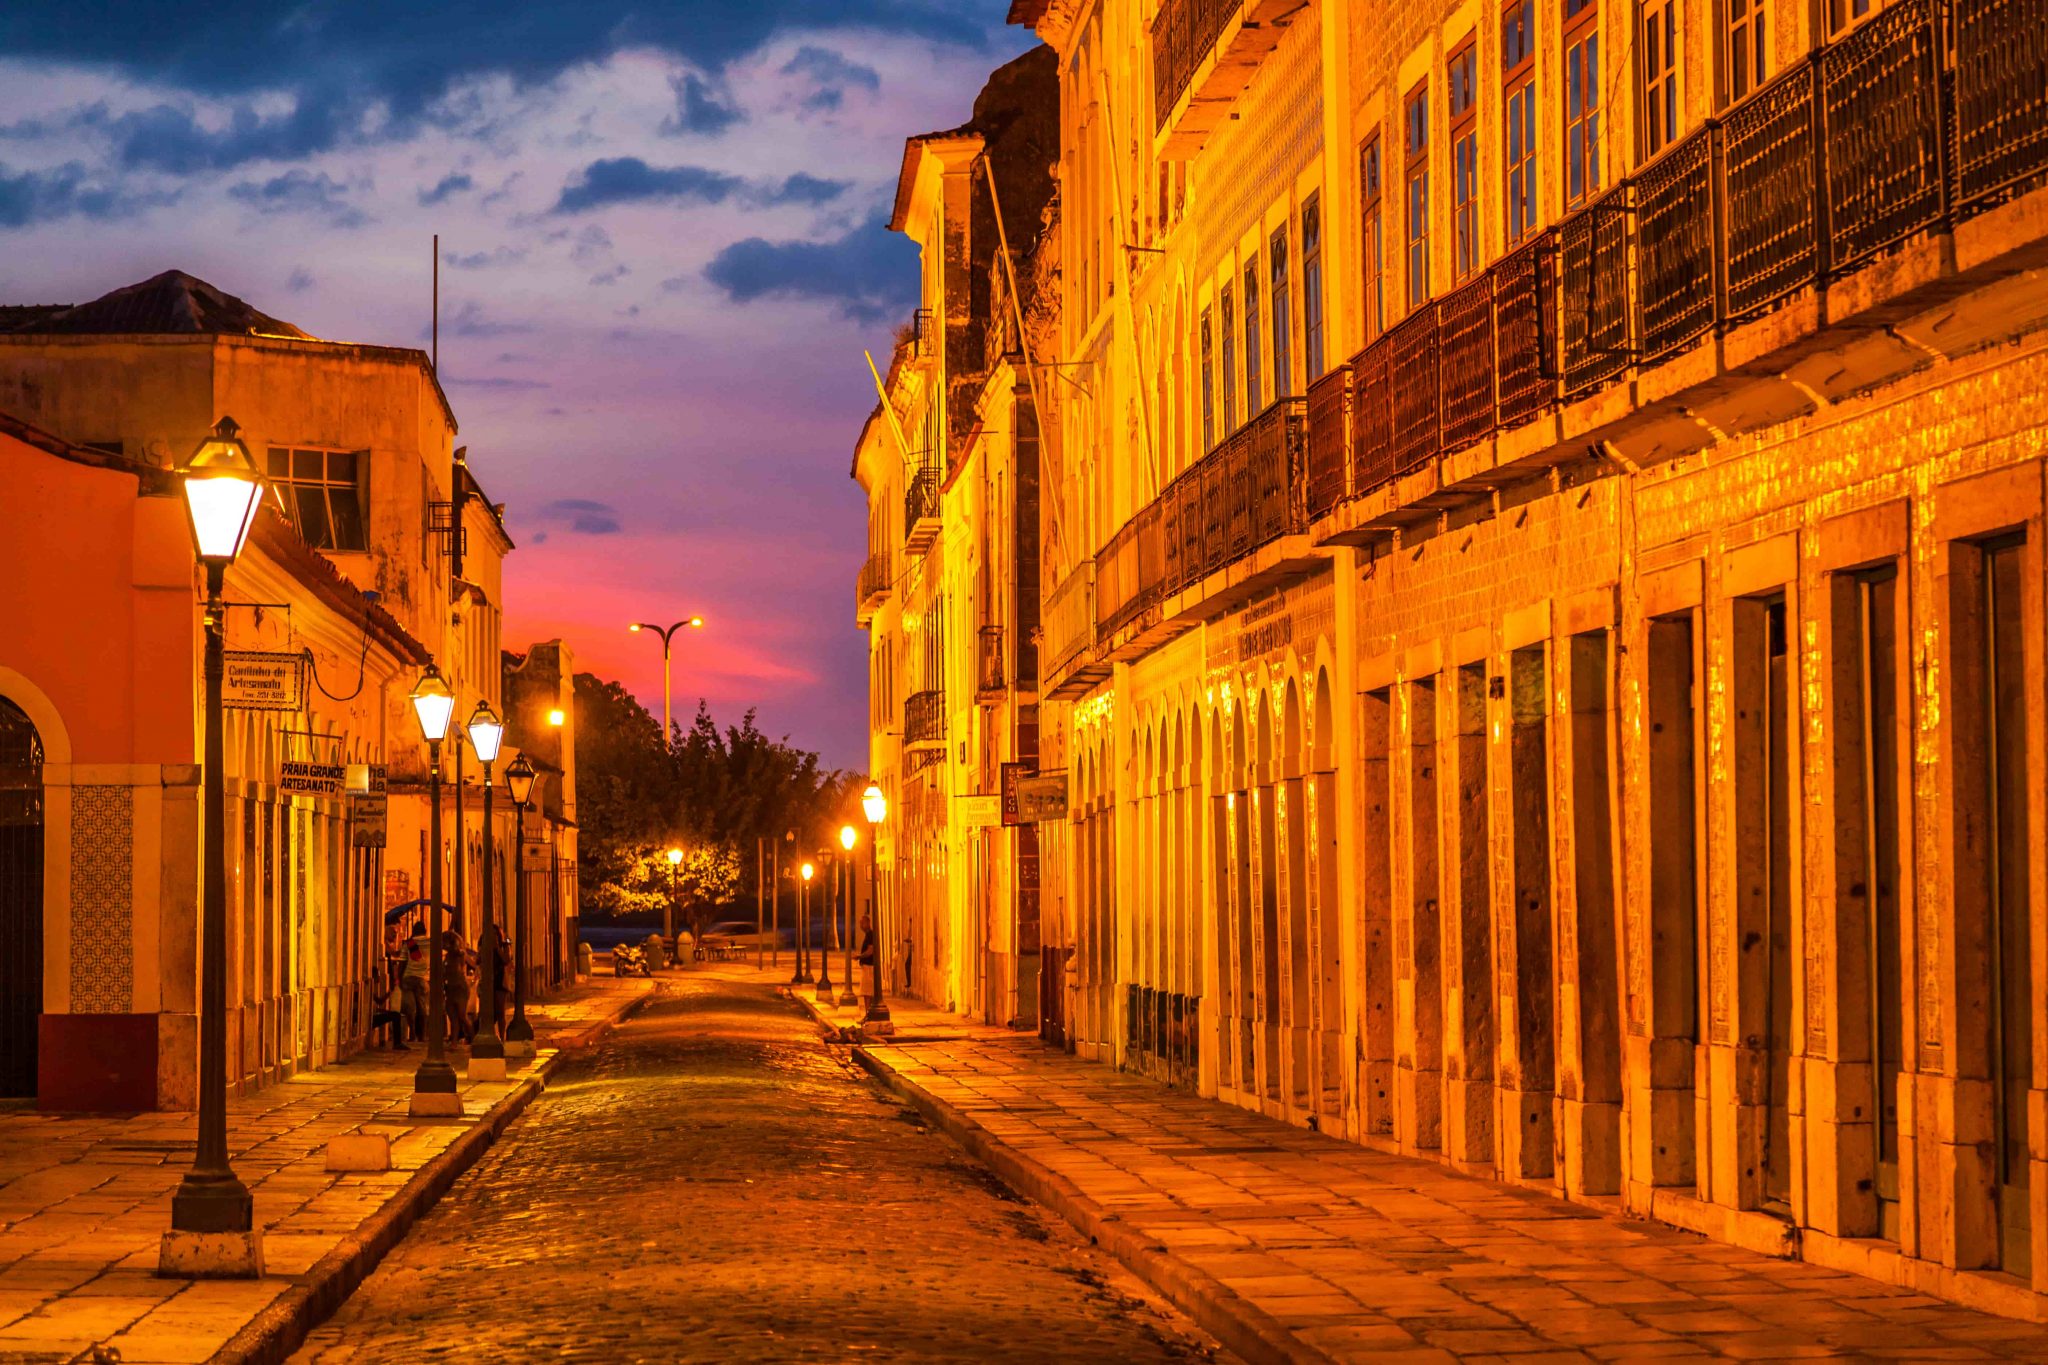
[853,48,1059,1021]
[0,271,574,1110]
[850,0,2048,1318]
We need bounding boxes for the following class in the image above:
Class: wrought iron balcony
[903,689,944,750]
[1041,562,1102,699]
[977,624,1006,700]
[1148,0,1295,153]
[904,464,941,555]
[1151,0,1239,129]
[1311,0,2046,518]
[855,551,892,625]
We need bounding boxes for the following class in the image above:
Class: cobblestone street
[292,976,1223,1363]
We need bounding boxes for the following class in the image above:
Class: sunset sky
[0,2,1034,770]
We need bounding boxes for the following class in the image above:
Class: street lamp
[161,417,265,1279]
[798,861,815,985]
[861,783,892,1035]
[504,754,538,1057]
[467,700,506,1079]
[408,665,463,1117]
[627,616,705,745]
[665,847,683,950]
[838,826,860,1007]
[814,848,835,1003]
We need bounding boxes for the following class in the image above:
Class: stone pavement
[0,976,650,1365]
[773,970,2048,1364]
[292,974,1225,1363]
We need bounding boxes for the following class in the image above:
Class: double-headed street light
[504,754,539,1057]
[861,783,893,1035]
[161,418,265,1278]
[838,826,860,1007]
[467,701,507,1079]
[627,616,705,744]
[408,665,463,1117]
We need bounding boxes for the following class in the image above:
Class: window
[1448,41,1480,283]
[1360,137,1385,339]
[1303,194,1325,379]
[1564,0,1603,208]
[269,447,366,552]
[1270,225,1293,398]
[1829,0,1874,33]
[1200,307,1216,451]
[1503,0,1538,244]
[1729,0,1767,101]
[1220,283,1238,433]
[1404,83,1431,307]
[1243,261,1263,417]
[1644,0,1680,153]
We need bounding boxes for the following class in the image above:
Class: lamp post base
[408,1091,465,1118]
[838,986,859,1007]
[505,1014,534,1045]
[158,1228,264,1279]
[862,1002,894,1036]
[815,975,834,1001]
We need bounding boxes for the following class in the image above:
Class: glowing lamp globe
[180,417,264,565]
[839,824,857,851]
[801,862,815,882]
[667,848,684,866]
[467,700,505,763]
[505,753,536,806]
[410,666,455,743]
[862,784,887,826]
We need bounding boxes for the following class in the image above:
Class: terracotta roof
[248,509,433,668]
[8,270,312,339]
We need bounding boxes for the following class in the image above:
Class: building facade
[0,271,576,1110]
[854,0,2048,1317]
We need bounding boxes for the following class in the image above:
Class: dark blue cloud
[534,497,622,534]
[763,172,848,206]
[108,95,357,174]
[418,171,472,205]
[227,168,369,226]
[438,301,532,339]
[665,74,743,136]
[702,216,916,324]
[555,157,743,213]
[781,45,882,113]
[0,159,176,227]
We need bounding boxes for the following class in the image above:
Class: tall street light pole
[861,784,893,1036]
[799,861,815,985]
[665,847,683,949]
[161,417,265,1278]
[627,616,705,745]
[409,666,462,1117]
[839,825,860,1007]
[467,702,506,1080]
[504,755,538,1058]
[815,849,835,1002]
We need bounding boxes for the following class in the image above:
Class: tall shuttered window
[1449,41,1480,283]
[1303,194,1325,380]
[1564,0,1603,208]
[1360,138,1386,339]
[1643,0,1680,154]
[1504,0,1539,244]
[1270,224,1294,398]
[1404,84,1431,307]
[1221,283,1238,434]
[1243,260,1263,417]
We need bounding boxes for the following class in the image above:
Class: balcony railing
[856,552,892,613]
[904,464,940,547]
[977,624,1006,697]
[904,690,944,749]
[1311,0,2044,516]
[1152,0,1241,129]
[1042,562,1096,682]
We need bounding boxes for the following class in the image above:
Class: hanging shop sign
[1014,771,1069,823]
[223,651,306,711]
[351,794,388,848]
[956,793,1002,828]
[280,760,344,797]
[1000,762,1029,826]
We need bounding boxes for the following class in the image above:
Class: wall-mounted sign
[223,651,305,711]
[345,763,387,795]
[280,761,344,797]
[1001,762,1028,827]
[956,793,1002,828]
[1015,772,1069,823]
[352,794,388,848]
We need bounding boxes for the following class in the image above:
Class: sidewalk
[0,976,651,1365]
[747,965,2048,1364]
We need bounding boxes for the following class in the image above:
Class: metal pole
[865,828,891,1032]
[665,860,676,945]
[772,842,781,970]
[756,838,764,970]
[817,853,835,1000]
[414,739,458,1103]
[662,635,672,752]
[473,762,501,1062]
[168,561,255,1239]
[840,848,859,1007]
[507,796,532,1046]
[453,740,467,937]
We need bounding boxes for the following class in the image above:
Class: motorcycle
[611,942,651,977]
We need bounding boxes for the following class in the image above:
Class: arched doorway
[0,697,44,1098]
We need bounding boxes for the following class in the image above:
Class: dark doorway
[0,698,44,1099]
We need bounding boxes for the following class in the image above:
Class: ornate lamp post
[408,665,463,1117]
[798,861,816,985]
[466,701,506,1079]
[504,754,538,1058]
[861,784,893,1035]
[665,846,683,948]
[815,848,836,1002]
[838,825,860,1007]
[627,616,705,744]
[161,417,266,1278]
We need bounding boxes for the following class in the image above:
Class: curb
[215,984,654,1365]
[782,988,1331,1365]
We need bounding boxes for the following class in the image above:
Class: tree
[572,674,677,919]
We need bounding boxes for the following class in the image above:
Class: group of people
[373,916,509,1050]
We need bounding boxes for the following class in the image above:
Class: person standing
[401,916,431,1045]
